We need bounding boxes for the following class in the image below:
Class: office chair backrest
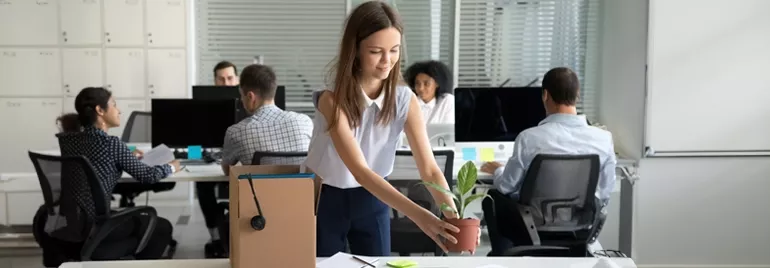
[519,154,600,232]
[122,111,152,143]
[29,152,109,242]
[251,151,308,165]
[392,150,455,215]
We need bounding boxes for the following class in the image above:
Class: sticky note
[480,148,495,161]
[187,145,202,159]
[387,260,418,268]
[462,147,477,161]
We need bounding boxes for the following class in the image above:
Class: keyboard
[180,159,208,166]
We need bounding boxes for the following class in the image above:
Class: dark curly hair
[404,60,453,101]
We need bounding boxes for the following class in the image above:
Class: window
[457,0,600,119]
[195,0,346,115]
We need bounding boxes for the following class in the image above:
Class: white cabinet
[0,98,63,173]
[146,0,186,47]
[147,49,187,98]
[62,49,103,97]
[108,99,146,137]
[0,49,62,97]
[0,0,58,45]
[60,0,103,45]
[0,194,6,225]
[104,0,144,46]
[105,48,145,98]
[7,192,44,225]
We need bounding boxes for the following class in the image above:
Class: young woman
[55,87,180,260]
[303,1,461,257]
[405,60,455,124]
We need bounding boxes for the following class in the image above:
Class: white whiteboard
[646,0,770,155]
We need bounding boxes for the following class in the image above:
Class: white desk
[59,256,637,268]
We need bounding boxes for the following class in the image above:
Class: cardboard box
[228,165,322,268]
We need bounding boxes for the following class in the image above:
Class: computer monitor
[192,85,286,121]
[151,99,237,148]
[454,87,546,142]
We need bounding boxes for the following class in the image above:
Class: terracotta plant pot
[443,218,480,253]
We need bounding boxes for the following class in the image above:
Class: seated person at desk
[196,60,241,257]
[404,60,454,124]
[479,67,616,255]
[197,64,313,257]
[55,87,181,259]
[214,60,239,86]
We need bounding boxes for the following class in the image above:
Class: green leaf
[439,203,458,216]
[420,181,459,201]
[456,161,478,196]
[463,193,491,208]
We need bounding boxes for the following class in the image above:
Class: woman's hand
[132,149,144,159]
[411,208,460,253]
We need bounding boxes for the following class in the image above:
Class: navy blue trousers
[316,184,391,257]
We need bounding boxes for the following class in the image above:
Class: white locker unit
[107,99,146,137]
[146,0,186,47]
[0,0,58,45]
[105,48,146,98]
[7,192,44,225]
[0,98,63,172]
[62,48,103,97]
[104,0,144,46]
[0,49,62,97]
[0,194,7,225]
[147,49,187,98]
[60,0,103,45]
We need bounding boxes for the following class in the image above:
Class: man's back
[494,113,616,204]
[222,105,313,165]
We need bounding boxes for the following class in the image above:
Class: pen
[352,255,378,267]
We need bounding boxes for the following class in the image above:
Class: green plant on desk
[422,161,490,253]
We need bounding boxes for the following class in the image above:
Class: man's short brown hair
[239,64,277,99]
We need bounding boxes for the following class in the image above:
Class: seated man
[201,64,313,257]
[479,67,616,255]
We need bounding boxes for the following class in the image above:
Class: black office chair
[389,150,454,256]
[495,154,607,257]
[113,111,176,207]
[217,151,309,256]
[29,152,170,267]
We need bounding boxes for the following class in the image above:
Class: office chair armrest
[81,206,158,261]
[503,245,571,257]
[587,209,607,244]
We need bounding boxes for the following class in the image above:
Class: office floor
[0,202,491,268]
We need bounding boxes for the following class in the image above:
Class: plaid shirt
[222,104,313,165]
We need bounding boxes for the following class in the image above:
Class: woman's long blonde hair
[326,1,404,130]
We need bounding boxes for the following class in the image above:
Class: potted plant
[423,161,490,254]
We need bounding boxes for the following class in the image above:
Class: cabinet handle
[106,84,112,89]
[62,31,67,36]
[6,102,21,107]
[105,32,110,36]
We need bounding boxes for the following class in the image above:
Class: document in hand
[140,144,175,166]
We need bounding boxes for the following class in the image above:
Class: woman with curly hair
[405,60,454,124]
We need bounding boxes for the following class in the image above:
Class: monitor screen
[192,85,286,121]
[151,99,237,148]
[454,87,546,142]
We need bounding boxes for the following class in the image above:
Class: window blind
[457,0,600,120]
[195,0,346,115]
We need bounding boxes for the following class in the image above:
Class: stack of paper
[140,144,174,166]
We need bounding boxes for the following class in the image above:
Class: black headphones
[245,176,266,231]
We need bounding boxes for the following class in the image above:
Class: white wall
[599,0,770,267]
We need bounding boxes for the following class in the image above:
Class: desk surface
[59,257,637,268]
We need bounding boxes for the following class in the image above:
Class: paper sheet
[316,252,379,268]
[140,144,174,166]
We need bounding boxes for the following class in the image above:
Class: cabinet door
[60,0,102,45]
[0,98,63,172]
[104,0,144,46]
[105,48,145,98]
[108,99,146,137]
[147,49,187,98]
[146,0,185,47]
[62,49,103,97]
[0,0,58,45]
[0,49,62,97]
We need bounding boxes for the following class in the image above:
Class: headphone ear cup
[251,216,266,231]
